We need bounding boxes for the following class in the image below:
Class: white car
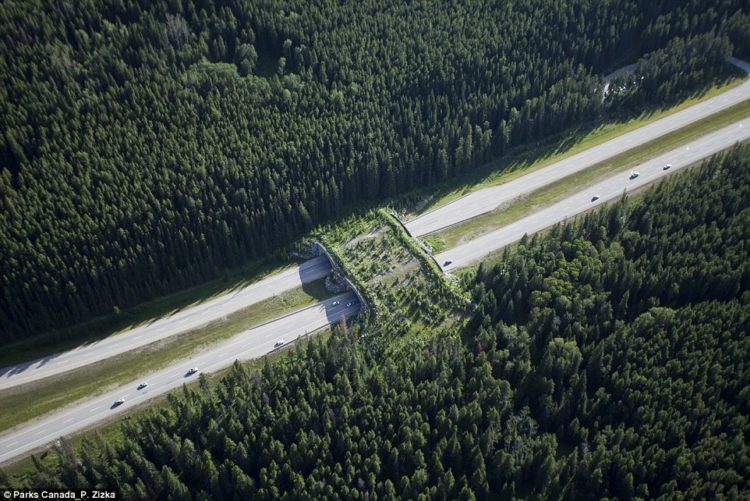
[186,367,199,376]
[663,163,672,170]
[113,398,125,406]
[629,171,640,179]
[591,195,600,202]
[137,382,148,390]
[274,340,285,348]
[332,301,340,306]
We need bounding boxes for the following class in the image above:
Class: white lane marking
[63,417,75,423]
[7,441,18,447]
[90,408,98,413]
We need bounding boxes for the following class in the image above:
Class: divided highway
[437,120,750,270]
[4,59,750,467]
[0,292,359,464]
[0,256,331,390]
[407,57,750,237]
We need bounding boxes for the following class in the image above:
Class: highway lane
[0,292,360,465]
[406,57,750,237]
[437,119,750,271]
[0,256,332,390]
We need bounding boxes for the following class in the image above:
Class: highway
[3,60,748,467]
[406,57,750,237]
[0,292,359,465]
[0,256,332,390]
[437,119,750,271]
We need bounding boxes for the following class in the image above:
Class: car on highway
[663,163,672,170]
[186,367,199,376]
[332,301,340,306]
[591,194,600,202]
[444,259,453,266]
[274,340,285,348]
[113,398,125,407]
[346,301,353,307]
[629,171,640,179]
[137,382,148,390]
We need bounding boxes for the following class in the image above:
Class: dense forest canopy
[7,146,750,498]
[1,0,749,339]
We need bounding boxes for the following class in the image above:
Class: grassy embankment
[413,73,745,219]
[3,327,334,477]
[0,255,294,368]
[450,167,690,290]
[424,98,750,253]
[0,278,331,433]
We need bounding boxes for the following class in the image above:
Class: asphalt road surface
[0,256,331,390]
[437,119,750,271]
[0,292,359,465]
[407,58,750,237]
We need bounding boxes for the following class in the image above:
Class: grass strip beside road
[413,76,745,215]
[452,180,663,287]
[0,255,292,368]
[3,328,335,476]
[429,99,750,251]
[0,279,331,433]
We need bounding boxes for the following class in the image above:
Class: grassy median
[0,255,295,368]
[0,279,331,433]
[427,98,750,251]
[412,75,746,215]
